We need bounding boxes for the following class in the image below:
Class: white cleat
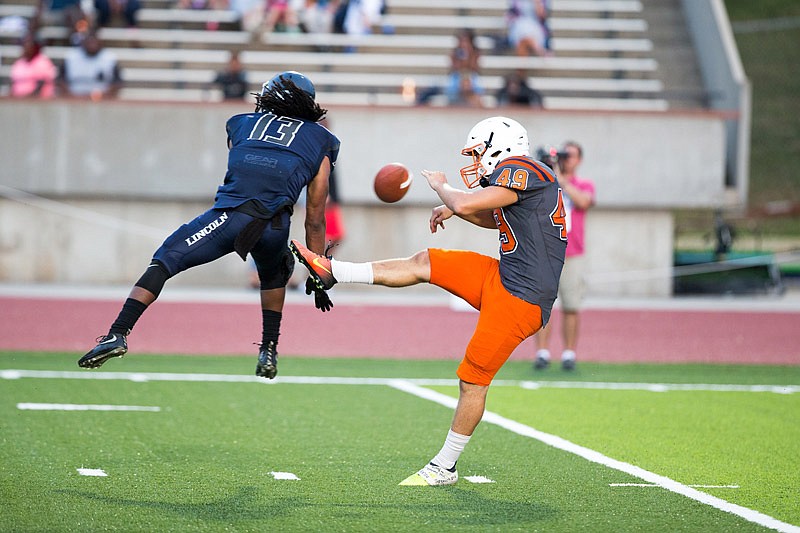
[398,463,458,486]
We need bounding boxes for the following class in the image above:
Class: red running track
[1,295,798,365]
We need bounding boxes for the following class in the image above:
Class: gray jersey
[487,155,567,325]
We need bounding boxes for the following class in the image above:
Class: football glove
[305,277,333,312]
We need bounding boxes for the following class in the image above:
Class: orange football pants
[428,248,543,386]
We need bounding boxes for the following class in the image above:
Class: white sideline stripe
[518,380,799,394]
[388,380,800,533]
[1,370,796,394]
[17,403,160,412]
[611,483,740,489]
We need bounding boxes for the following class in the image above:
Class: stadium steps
[637,0,707,109]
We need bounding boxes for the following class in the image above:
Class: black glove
[305,277,333,312]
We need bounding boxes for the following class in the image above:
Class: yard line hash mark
[17,403,160,412]
[269,472,300,481]
[465,476,495,484]
[77,468,108,477]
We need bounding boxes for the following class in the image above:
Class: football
[374,163,413,203]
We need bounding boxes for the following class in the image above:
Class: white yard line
[610,483,740,489]
[388,380,800,533]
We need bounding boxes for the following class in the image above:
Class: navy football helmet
[262,71,316,100]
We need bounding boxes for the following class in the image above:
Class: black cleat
[78,333,128,368]
[561,358,576,371]
[533,355,550,370]
[255,341,278,379]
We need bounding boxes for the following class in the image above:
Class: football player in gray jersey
[292,116,567,486]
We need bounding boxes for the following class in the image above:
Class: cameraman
[534,141,595,371]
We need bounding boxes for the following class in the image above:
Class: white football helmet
[459,116,530,188]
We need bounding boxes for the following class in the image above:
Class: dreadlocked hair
[254,80,327,122]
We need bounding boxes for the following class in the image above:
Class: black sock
[262,310,282,346]
[109,298,148,335]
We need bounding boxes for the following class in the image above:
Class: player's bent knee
[409,250,432,282]
[257,248,295,290]
[134,260,171,298]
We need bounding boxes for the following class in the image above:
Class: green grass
[1,352,798,531]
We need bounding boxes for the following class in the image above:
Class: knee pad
[256,248,295,290]
[135,261,171,297]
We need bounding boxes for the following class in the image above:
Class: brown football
[374,163,413,203]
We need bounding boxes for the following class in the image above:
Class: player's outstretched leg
[289,240,337,290]
[78,333,128,368]
[255,340,278,379]
[398,462,458,486]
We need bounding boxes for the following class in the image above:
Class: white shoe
[398,462,458,486]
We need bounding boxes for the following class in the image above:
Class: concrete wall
[0,100,733,297]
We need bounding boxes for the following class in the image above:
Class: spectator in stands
[214,50,249,100]
[230,0,266,33]
[496,70,543,107]
[93,0,141,29]
[342,0,382,37]
[261,0,301,33]
[533,141,595,371]
[59,32,122,99]
[176,0,229,10]
[10,33,57,99]
[506,0,551,57]
[300,0,338,35]
[450,73,483,107]
[416,28,484,107]
[33,0,87,44]
[446,28,483,105]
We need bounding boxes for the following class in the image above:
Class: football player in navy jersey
[78,71,340,379]
[292,116,567,485]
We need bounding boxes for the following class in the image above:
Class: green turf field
[2,352,798,532]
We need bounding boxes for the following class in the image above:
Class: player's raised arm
[423,169,515,229]
[304,156,331,255]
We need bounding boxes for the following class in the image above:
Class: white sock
[431,429,471,471]
[536,349,551,361]
[561,349,576,362]
[330,259,373,284]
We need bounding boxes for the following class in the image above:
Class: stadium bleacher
[0,0,673,110]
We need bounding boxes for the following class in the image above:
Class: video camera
[534,146,569,171]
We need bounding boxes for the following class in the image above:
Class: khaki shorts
[558,255,587,312]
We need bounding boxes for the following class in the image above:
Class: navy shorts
[152,208,293,289]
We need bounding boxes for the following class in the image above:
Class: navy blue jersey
[488,155,567,325]
[214,112,340,217]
